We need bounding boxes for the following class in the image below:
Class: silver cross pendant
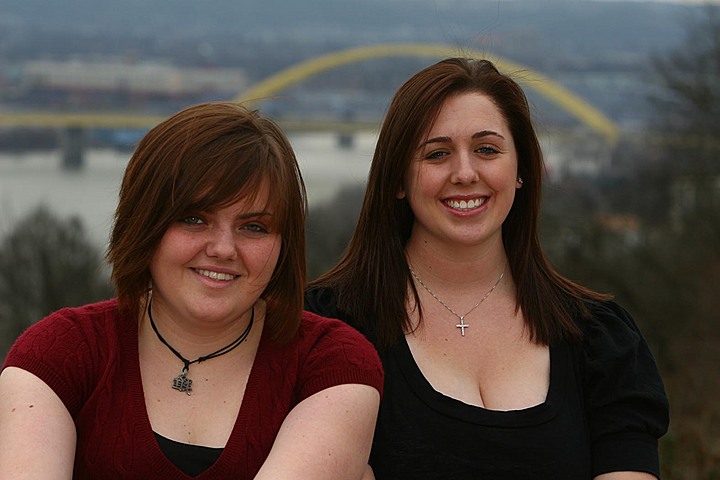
[455,317,470,336]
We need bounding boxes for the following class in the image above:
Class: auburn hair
[107,102,307,343]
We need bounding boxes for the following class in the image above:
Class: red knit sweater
[3,299,384,479]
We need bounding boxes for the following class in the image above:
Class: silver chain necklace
[409,266,505,337]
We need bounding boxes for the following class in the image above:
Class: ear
[516,176,524,189]
[396,189,406,199]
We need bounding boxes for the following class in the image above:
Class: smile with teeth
[195,268,236,281]
[445,197,486,211]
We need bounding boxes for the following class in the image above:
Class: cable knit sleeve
[2,301,116,418]
[295,311,384,402]
[580,301,670,477]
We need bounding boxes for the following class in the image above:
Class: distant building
[540,129,613,181]
[594,212,642,247]
[14,59,247,108]
[670,175,720,230]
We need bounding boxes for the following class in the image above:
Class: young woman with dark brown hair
[306,58,669,480]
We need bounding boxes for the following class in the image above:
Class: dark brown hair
[107,102,307,343]
[310,57,609,347]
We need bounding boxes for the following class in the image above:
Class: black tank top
[154,432,223,476]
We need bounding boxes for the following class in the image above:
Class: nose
[450,151,479,185]
[205,226,238,260]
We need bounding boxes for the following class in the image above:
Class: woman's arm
[595,473,657,480]
[254,383,380,480]
[0,367,76,480]
[361,464,376,480]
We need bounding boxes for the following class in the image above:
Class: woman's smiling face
[400,92,521,250]
[149,181,281,326]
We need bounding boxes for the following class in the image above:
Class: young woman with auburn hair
[1,102,383,480]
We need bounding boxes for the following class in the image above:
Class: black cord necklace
[147,299,254,396]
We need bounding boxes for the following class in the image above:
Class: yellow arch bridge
[0,43,619,168]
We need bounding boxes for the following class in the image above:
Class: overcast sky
[591,0,719,3]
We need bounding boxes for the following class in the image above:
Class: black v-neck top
[154,433,223,477]
[305,287,669,480]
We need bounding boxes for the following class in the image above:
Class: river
[0,132,377,249]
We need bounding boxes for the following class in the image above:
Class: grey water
[0,132,377,250]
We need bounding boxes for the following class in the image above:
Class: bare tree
[306,184,364,280]
[0,205,113,360]
[649,5,720,208]
[628,7,720,477]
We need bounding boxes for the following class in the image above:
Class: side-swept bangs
[108,102,306,341]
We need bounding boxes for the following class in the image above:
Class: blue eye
[243,223,268,234]
[425,150,448,160]
[181,215,204,225]
[477,145,500,155]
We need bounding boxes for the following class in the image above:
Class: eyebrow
[472,130,505,140]
[238,210,273,219]
[422,130,506,146]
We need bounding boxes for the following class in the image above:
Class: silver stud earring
[517,177,524,185]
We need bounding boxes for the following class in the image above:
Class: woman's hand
[0,367,76,479]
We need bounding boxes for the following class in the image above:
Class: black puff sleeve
[305,285,381,353]
[580,301,670,477]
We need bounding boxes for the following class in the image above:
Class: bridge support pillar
[60,126,86,170]
[337,132,354,149]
